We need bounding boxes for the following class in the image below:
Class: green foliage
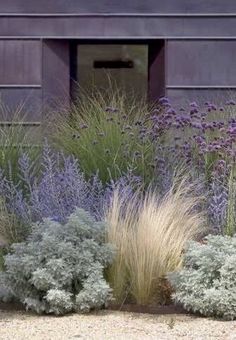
[0,102,41,182]
[169,234,236,320]
[0,198,27,244]
[0,248,4,271]
[224,165,236,236]
[0,208,114,315]
[51,89,155,184]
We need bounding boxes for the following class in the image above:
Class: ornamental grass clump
[0,102,41,182]
[51,89,156,184]
[169,234,236,320]
[106,178,205,305]
[0,208,114,315]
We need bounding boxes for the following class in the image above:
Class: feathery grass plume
[106,176,206,305]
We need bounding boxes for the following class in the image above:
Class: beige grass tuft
[106,178,206,305]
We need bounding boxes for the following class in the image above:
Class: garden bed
[0,308,235,340]
[108,303,188,315]
[0,301,187,315]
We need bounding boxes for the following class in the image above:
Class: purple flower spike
[190,101,199,108]
[226,100,236,106]
[158,97,170,105]
[211,104,217,111]
[166,108,177,115]
[190,108,199,115]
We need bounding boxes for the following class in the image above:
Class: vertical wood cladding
[42,40,70,109]
[0,1,236,111]
[167,40,236,86]
[166,40,236,104]
[0,40,41,85]
[148,41,165,102]
[0,40,42,119]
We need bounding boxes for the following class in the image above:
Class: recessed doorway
[70,40,165,102]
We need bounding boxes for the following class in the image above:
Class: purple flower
[226,100,236,106]
[158,97,170,105]
[190,101,199,108]
[166,108,177,115]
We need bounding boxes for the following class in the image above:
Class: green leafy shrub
[169,234,236,320]
[0,208,114,315]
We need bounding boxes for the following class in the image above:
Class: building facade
[0,0,236,124]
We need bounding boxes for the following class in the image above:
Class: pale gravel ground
[0,309,236,340]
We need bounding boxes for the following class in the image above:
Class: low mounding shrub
[0,208,114,315]
[106,178,205,305]
[169,234,236,320]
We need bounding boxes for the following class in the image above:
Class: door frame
[69,39,166,103]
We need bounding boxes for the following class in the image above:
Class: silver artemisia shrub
[0,208,115,315]
[169,234,236,320]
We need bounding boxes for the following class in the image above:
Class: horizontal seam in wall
[0,122,41,126]
[0,13,236,17]
[0,36,236,40]
[0,85,41,88]
[167,85,236,89]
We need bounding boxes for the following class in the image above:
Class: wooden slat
[0,0,236,14]
[0,40,41,85]
[42,40,70,109]
[0,17,235,38]
[0,88,42,120]
[167,41,236,87]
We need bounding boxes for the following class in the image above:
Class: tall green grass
[51,88,155,183]
[224,164,236,236]
[0,102,41,181]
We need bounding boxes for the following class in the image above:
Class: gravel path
[0,309,236,340]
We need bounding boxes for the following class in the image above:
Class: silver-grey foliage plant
[169,234,236,320]
[0,208,114,315]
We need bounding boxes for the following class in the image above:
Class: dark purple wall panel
[148,41,165,101]
[0,17,235,38]
[167,88,236,107]
[167,40,236,86]
[0,40,41,84]
[42,40,70,109]
[0,1,236,111]
[0,88,42,120]
[0,0,236,14]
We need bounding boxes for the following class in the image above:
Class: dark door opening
[70,40,165,103]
